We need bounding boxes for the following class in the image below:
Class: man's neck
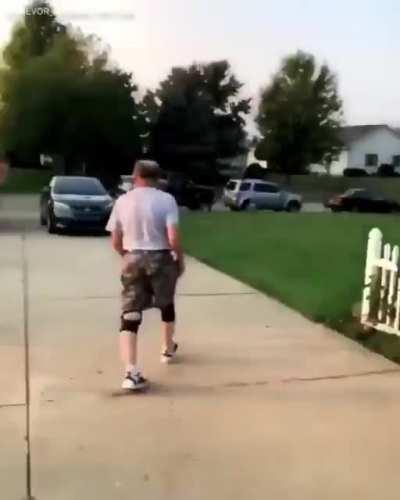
[135,181,155,189]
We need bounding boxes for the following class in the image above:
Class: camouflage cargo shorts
[121,250,179,313]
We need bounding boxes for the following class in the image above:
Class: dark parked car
[40,176,114,233]
[325,189,400,213]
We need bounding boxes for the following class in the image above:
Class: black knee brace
[161,303,176,323]
[120,311,142,334]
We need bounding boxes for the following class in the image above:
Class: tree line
[0,1,343,188]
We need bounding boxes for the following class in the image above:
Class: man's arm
[167,224,185,276]
[166,197,184,275]
[111,227,125,257]
[106,200,125,256]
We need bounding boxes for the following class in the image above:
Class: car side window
[348,190,365,199]
[360,191,372,200]
[369,193,385,201]
[254,183,278,193]
[354,191,375,200]
[239,182,251,192]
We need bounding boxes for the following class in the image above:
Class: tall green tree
[3,1,65,69]
[143,61,251,183]
[0,1,143,187]
[256,51,343,177]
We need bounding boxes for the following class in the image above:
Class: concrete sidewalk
[1,203,400,499]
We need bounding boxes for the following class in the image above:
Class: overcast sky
[1,0,399,130]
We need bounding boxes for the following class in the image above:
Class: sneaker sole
[160,343,178,364]
[121,380,148,391]
[160,355,174,364]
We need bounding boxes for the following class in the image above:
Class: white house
[311,125,400,176]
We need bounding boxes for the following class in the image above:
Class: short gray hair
[133,160,162,181]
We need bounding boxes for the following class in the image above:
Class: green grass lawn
[0,168,52,194]
[182,212,400,361]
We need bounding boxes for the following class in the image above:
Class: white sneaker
[121,372,148,391]
[161,343,178,364]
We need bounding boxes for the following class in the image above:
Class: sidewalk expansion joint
[31,291,259,302]
[0,403,25,409]
[22,233,33,500]
[179,292,258,297]
[223,368,400,389]
[281,367,400,383]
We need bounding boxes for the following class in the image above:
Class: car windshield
[53,178,106,196]
[226,181,238,191]
[344,189,365,198]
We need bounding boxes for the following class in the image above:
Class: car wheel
[240,200,250,211]
[286,201,301,213]
[40,208,47,226]
[47,210,57,234]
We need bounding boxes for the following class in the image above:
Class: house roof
[340,125,400,146]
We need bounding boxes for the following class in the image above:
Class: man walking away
[107,160,185,390]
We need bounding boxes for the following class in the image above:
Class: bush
[377,163,397,177]
[343,168,368,177]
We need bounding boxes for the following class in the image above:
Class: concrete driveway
[1,194,400,500]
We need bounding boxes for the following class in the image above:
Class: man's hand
[167,225,185,277]
[111,228,125,256]
[177,258,185,277]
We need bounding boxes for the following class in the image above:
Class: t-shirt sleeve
[106,200,121,233]
[165,196,179,226]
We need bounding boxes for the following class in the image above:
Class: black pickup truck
[159,176,216,211]
[116,173,216,211]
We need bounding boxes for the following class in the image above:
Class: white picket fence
[361,228,400,335]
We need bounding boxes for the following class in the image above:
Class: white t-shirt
[106,187,179,251]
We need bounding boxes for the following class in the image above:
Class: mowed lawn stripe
[182,212,400,328]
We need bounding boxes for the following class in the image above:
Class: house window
[365,154,378,167]
[393,155,400,167]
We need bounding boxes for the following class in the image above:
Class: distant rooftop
[340,125,400,146]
